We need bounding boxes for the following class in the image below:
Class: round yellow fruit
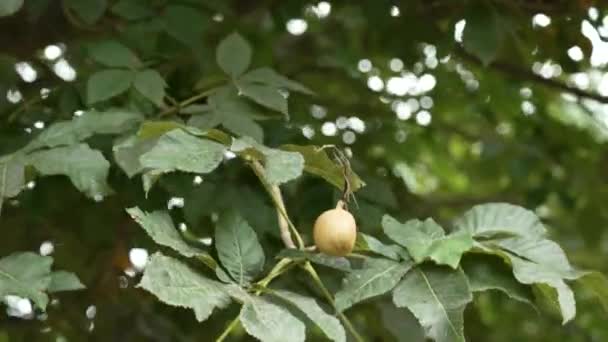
[313,201,357,256]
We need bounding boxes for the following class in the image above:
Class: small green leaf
[281,145,365,192]
[461,254,534,305]
[112,135,158,177]
[141,170,162,196]
[140,129,226,176]
[507,255,578,324]
[162,5,207,46]
[110,0,153,20]
[47,271,85,292]
[216,32,252,77]
[240,295,306,342]
[64,0,107,24]
[215,210,265,286]
[383,216,473,268]
[454,203,546,239]
[138,253,231,322]
[222,112,264,143]
[88,40,141,68]
[137,121,184,139]
[126,207,207,258]
[203,86,268,142]
[356,233,403,261]
[134,69,166,106]
[393,265,472,342]
[240,67,313,95]
[462,4,505,65]
[87,69,134,104]
[272,289,346,342]
[0,157,24,216]
[335,258,413,311]
[232,137,304,185]
[575,271,608,312]
[237,82,288,115]
[27,144,112,199]
[25,109,143,151]
[0,252,53,309]
[0,0,23,17]
[457,203,582,323]
[534,280,576,324]
[181,104,211,115]
[277,249,351,272]
[188,113,223,131]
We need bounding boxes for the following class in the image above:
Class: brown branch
[459,50,608,104]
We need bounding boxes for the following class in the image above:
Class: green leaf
[162,5,207,46]
[110,0,153,20]
[240,67,313,95]
[25,109,143,151]
[88,40,141,68]
[496,238,579,278]
[188,113,223,131]
[27,144,112,199]
[277,249,351,272]
[356,233,403,261]
[0,157,24,216]
[240,295,305,342]
[215,210,265,286]
[222,111,264,143]
[281,145,365,192]
[454,203,546,239]
[140,129,226,176]
[335,258,413,311]
[138,253,231,322]
[181,104,211,115]
[575,271,608,312]
[87,69,134,104]
[112,135,158,177]
[237,82,288,115]
[507,255,577,324]
[382,216,473,268]
[47,271,85,292]
[64,0,107,24]
[126,207,207,258]
[137,121,184,139]
[393,265,472,342]
[216,32,252,77]
[272,289,346,342]
[533,281,576,324]
[203,86,268,142]
[232,137,304,185]
[0,0,23,17]
[134,69,167,106]
[461,254,534,305]
[0,252,53,309]
[456,204,581,323]
[462,4,504,65]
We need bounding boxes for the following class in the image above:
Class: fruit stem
[215,316,240,342]
[335,200,346,210]
[303,262,365,342]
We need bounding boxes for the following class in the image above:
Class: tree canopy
[0,1,607,341]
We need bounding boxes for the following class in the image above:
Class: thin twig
[249,160,304,249]
[215,316,240,342]
[158,88,217,117]
[303,262,365,342]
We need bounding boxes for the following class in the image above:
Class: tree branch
[459,50,608,104]
[249,160,303,249]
